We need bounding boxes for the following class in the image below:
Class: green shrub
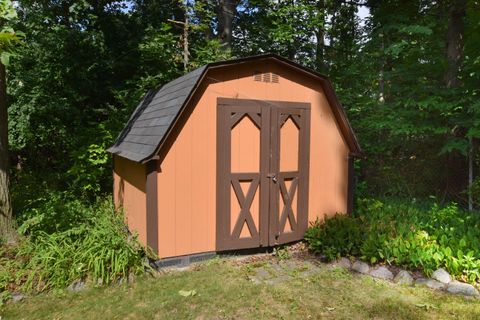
[14,196,147,292]
[17,192,95,236]
[305,198,480,283]
[305,214,363,261]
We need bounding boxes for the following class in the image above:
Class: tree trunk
[217,0,237,49]
[183,15,189,71]
[444,0,468,207]
[315,0,325,71]
[0,62,16,244]
[444,0,466,88]
[468,138,474,210]
[379,33,385,103]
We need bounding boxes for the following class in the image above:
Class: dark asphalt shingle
[107,65,207,162]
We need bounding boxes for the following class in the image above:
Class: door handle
[267,173,277,183]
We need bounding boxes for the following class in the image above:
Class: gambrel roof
[108,54,361,163]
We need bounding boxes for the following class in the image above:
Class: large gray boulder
[415,278,445,290]
[369,266,394,280]
[446,281,480,297]
[393,270,414,285]
[431,268,452,284]
[67,280,86,292]
[352,261,370,274]
[330,257,352,269]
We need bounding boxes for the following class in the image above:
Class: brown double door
[216,98,310,251]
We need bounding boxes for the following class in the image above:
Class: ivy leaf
[0,51,10,66]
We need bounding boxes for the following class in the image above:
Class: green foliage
[189,39,231,69]
[17,192,94,235]
[305,199,480,283]
[305,215,364,261]
[5,195,147,292]
[0,0,24,66]
[0,247,19,305]
[272,246,291,261]
[67,124,113,196]
[4,0,478,208]
[469,177,480,208]
[135,24,183,93]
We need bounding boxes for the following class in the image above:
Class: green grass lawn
[1,257,479,320]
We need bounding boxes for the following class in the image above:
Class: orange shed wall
[156,61,349,258]
[113,155,147,246]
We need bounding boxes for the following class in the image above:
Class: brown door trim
[146,160,159,253]
[218,98,309,110]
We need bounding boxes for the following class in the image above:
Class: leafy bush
[305,198,480,283]
[8,194,147,292]
[305,214,364,261]
[17,193,96,236]
[67,123,113,197]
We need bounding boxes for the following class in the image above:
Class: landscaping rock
[369,266,394,280]
[265,275,291,285]
[268,262,282,273]
[446,281,479,297]
[255,268,271,280]
[393,270,414,285]
[415,278,445,290]
[352,261,370,274]
[432,268,452,284]
[280,260,300,270]
[299,268,321,278]
[11,293,25,303]
[316,254,329,263]
[67,280,86,292]
[333,257,352,269]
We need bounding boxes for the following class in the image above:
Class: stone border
[329,257,480,298]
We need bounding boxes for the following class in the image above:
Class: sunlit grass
[2,258,479,319]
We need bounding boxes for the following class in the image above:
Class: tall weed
[15,195,146,291]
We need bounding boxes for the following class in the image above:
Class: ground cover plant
[305,198,480,283]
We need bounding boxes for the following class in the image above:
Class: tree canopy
[3,0,480,215]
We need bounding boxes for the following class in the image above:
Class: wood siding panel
[157,81,217,258]
[174,119,192,255]
[113,155,147,246]
[280,117,300,172]
[155,61,349,258]
[157,148,176,257]
[231,116,261,173]
[190,90,211,253]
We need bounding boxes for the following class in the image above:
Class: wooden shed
[108,54,360,262]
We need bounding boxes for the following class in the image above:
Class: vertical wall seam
[146,160,159,254]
